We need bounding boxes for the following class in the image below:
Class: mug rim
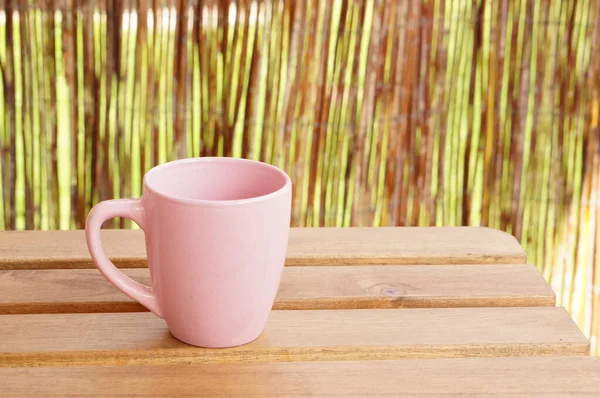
[143,157,292,206]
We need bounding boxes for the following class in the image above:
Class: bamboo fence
[0,0,598,354]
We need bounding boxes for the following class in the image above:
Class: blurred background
[0,0,598,353]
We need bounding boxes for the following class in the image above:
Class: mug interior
[144,158,289,202]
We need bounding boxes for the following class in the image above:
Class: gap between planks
[2,357,599,397]
[0,308,589,367]
[0,227,527,270]
[0,264,555,314]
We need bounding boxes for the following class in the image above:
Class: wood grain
[2,357,599,397]
[0,308,588,367]
[0,264,555,314]
[0,227,527,270]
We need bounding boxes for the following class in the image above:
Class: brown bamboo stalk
[31,4,45,229]
[116,0,127,228]
[23,2,40,228]
[198,1,209,156]
[102,0,115,209]
[241,1,261,160]
[420,0,434,226]
[408,0,423,227]
[557,0,578,219]
[493,0,508,231]
[295,0,320,226]
[217,0,232,155]
[3,0,16,229]
[461,0,483,226]
[395,0,419,226]
[85,1,99,211]
[501,0,514,232]
[494,0,506,231]
[435,0,454,226]
[206,0,218,155]
[413,0,434,226]
[173,0,187,158]
[145,0,158,165]
[30,3,41,228]
[508,0,529,241]
[386,0,408,226]
[376,0,396,226]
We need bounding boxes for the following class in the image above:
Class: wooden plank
[0,227,527,270]
[0,308,588,367]
[3,357,599,397]
[0,264,555,314]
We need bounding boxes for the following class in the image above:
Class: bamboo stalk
[394,0,418,227]
[4,0,15,230]
[25,2,41,229]
[173,0,187,159]
[430,0,444,226]
[309,0,333,227]
[18,0,35,230]
[0,0,8,229]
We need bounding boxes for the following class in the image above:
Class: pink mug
[85,157,292,347]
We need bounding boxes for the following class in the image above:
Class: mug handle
[85,198,163,318]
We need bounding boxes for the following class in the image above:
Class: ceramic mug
[85,157,292,347]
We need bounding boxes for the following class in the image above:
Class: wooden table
[0,227,598,397]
